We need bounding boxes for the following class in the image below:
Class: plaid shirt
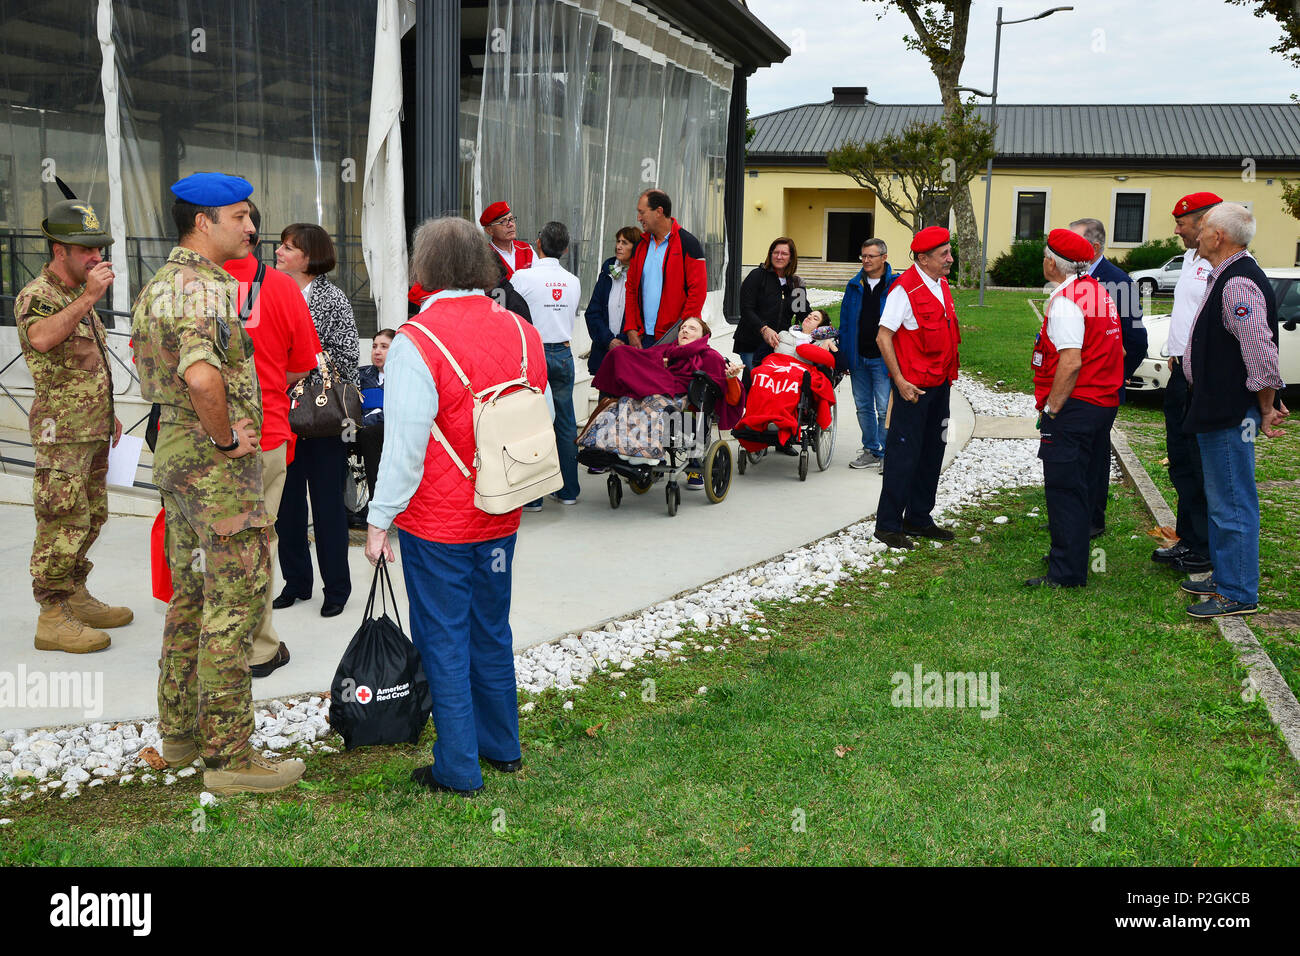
[1182,249,1284,392]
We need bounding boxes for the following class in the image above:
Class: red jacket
[891,265,961,388]
[396,295,547,544]
[624,219,707,340]
[1032,276,1123,409]
[492,240,534,280]
[734,349,836,451]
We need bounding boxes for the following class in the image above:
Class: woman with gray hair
[1025,228,1124,589]
[364,216,548,795]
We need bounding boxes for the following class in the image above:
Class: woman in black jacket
[584,225,642,376]
[735,236,808,370]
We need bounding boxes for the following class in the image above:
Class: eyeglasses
[490,215,516,226]
[860,253,884,260]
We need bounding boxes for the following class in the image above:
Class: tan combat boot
[66,584,134,628]
[161,737,200,768]
[34,600,111,653]
[203,752,306,796]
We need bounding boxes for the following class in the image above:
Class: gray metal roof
[748,102,1300,164]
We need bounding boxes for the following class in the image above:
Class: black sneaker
[1152,543,1190,565]
[481,755,523,773]
[873,529,914,550]
[903,520,955,541]
[1179,577,1217,596]
[410,764,482,796]
[1170,552,1213,574]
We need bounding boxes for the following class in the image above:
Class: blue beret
[170,172,253,206]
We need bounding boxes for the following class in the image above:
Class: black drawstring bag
[328,557,432,749]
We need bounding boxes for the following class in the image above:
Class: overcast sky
[744,0,1299,115]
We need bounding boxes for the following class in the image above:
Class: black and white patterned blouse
[305,274,360,387]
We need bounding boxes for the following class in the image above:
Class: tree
[1226,0,1300,67]
[863,1,985,286]
[827,103,994,236]
[1282,179,1300,220]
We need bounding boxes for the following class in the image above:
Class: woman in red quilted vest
[364,217,547,796]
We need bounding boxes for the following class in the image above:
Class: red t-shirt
[223,255,321,463]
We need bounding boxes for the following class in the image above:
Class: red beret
[910,226,950,254]
[479,201,511,227]
[1046,228,1096,264]
[1172,192,1221,219]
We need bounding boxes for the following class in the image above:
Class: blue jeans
[851,359,891,456]
[398,530,519,792]
[545,344,580,500]
[1196,407,1262,604]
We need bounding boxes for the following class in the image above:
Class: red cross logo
[551,287,563,301]
[356,685,372,705]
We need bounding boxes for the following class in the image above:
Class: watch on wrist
[1042,404,1056,418]
[210,427,239,452]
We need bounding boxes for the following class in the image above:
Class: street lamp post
[976,5,1073,307]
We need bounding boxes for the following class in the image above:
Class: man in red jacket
[873,226,961,550]
[480,201,534,280]
[624,189,707,347]
[1026,229,1123,588]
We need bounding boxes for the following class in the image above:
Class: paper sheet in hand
[106,435,144,489]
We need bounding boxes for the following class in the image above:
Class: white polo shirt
[1166,249,1212,358]
[879,268,946,332]
[511,256,582,345]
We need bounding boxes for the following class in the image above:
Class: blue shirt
[640,233,669,338]
[366,291,493,529]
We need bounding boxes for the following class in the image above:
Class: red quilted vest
[1032,275,1123,409]
[395,294,547,544]
[892,265,961,387]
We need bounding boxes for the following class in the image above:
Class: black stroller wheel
[666,481,680,516]
[607,473,622,509]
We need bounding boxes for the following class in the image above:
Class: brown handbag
[288,355,365,440]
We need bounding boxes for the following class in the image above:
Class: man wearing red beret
[872,226,961,550]
[1151,191,1220,577]
[1026,229,1124,587]
[480,201,534,280]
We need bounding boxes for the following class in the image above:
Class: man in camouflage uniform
[130,172,303,794]
[15,198,132,653]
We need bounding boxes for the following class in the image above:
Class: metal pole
[978,7,1003,307]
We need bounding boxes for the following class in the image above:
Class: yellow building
[745,89,1300,281]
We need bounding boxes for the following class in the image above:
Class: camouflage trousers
[158,488,270,765]
[31,439,109,604]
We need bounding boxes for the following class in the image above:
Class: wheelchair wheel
[798,447,810,481]
[816,404,836,471]
[607,474,622,509]
[737,446,747,475]
[628,473,653,495]
[666,481,680,516]
[703,439,732,504]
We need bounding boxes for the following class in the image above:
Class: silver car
[1128,255,1184,298]
[1130,267,1300,391]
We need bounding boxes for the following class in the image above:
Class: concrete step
[797,260,860,287]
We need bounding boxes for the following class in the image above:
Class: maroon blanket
[591,335,744,430]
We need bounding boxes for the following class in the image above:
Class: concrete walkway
[0,380,975,728]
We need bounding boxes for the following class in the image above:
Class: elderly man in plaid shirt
[1178,203,1288,618]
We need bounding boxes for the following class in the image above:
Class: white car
[1128,255,1184,298]
[1130,267,1300,392]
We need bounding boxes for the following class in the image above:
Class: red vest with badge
[396,295,547,544]
[1031,275,1123,409]
[494,240,534,280]
[891,265,960,387]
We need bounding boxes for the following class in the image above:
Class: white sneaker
[548,492,578,506]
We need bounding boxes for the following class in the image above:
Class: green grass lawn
[3,288,1296,866]
[3,482,1296,865]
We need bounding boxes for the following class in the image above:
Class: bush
[988,236,1046,288]
[1118,237,1182,273]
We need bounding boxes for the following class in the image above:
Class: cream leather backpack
[404,315,562,514]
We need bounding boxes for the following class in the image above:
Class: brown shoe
[203,752,306,796]
[66,584,134,629]
[161,737,200,768]
[34,600,111,654]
